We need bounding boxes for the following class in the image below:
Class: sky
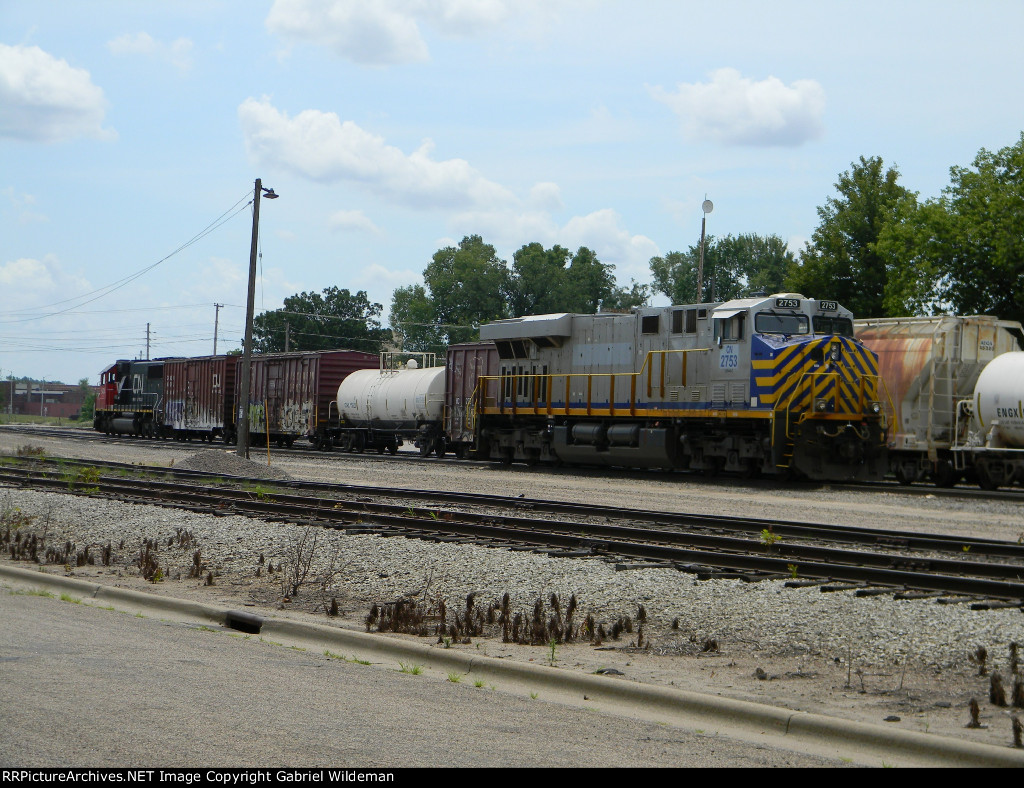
[2,0,1023,385]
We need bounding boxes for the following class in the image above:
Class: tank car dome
[407,358,418,369]
[769,293,807,300]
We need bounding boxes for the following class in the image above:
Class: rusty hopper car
[475,295,888,482]
[855,315,1024,485]
[240,349,378,447]
[162,355,238,443]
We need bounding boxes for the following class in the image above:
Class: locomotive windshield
[754,312,809,335]
[812,315,854,336]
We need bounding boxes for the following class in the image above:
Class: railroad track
[5,422,1024,502]
[3,456,1024,604]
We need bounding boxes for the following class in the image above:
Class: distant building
[7,381,99,419]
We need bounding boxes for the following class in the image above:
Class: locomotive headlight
[815,398,829,412]
[869,400,882,414]
[828,344,841,362]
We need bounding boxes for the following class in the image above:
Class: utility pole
[146,323,151,360]
[284,320,290,352]
[697,198,713,303]
[213,303,223,355]
[237,178,278,459]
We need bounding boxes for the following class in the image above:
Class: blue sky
[2,0,1023,384]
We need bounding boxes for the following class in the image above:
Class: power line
[0,191,254,324]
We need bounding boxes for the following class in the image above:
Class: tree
[785,156,918,318]
[650,233,794,304]
[78,377,96,422]
[932,133,1024,324]
[252,287,391,353]
[510,243,642,314]
[390,235,512,349]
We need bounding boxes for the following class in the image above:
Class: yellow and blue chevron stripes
[751,335,879,415]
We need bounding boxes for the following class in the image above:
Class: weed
[547,638,558,666]
[58,593,81,604]
[787,563,798,579]
[258,637,283,647]
[529,692,538,700]
[442,636,452,649]
[351,655,370,666]
[474,680,485,688]
[15,444,46,458]
[197,625,218,633]
[398,662,423,675]
[760,527,781,551]
[429,511,439,520]
[447,672,461,683]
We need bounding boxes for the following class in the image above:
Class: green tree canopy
[785,155,918,318]
[252,286,391,354]
[878,133,1024,324]
[390,236,646,351]
[650,233,794,304]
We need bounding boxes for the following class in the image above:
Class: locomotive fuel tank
[337,365,446,430]
[973,352,1024,449]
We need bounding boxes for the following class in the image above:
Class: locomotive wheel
[434,441,446,459]
[454,444,467,460]
[419,441,432,458]
[353,434,365,453]
[387,443,398,455]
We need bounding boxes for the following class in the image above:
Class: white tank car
[973,351,1024,448]
[337,366,446,429]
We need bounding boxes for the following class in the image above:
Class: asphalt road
[0,592,843,768]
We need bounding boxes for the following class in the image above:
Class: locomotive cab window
[641,315,660,334]
[812,316,854,336]
[713,311,746,342]
[754,312,809,335]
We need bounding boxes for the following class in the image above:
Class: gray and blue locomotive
[471,293,888,481]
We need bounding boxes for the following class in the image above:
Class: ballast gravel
[4,427,1024,750]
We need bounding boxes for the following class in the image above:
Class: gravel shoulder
[4,427,1024,754]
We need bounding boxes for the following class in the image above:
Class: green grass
[59,593,81,604]
[447,672,461,683]
[398,662,423,675]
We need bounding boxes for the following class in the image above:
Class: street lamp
[697,197,713,302]
[236,178,278,459]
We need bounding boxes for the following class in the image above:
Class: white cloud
[266,0,430,65]
[266,0,534,65]
[107,32,194,72]
[0,256,55,291]
[352,262,421,294]
[2,186,47,224]
[0,44,114,143]
[238,97,516,209]
[650,68,825,147]
[529,182,563,212]
[328,209,382,234]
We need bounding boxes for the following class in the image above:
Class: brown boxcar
[240,350,379,447]
[163,355,237,442]
[444,341,498,455]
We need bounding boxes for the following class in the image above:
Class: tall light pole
[236,178,278,459]
[697,197,713,302]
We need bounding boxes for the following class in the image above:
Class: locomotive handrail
[473,348,712,418]
[776,371,893,442]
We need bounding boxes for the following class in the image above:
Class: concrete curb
[4,563,1023,768]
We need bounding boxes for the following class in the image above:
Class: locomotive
[336,294,890,482]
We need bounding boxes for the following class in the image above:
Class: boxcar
[240,350,378,447]
[163,355,238,443]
